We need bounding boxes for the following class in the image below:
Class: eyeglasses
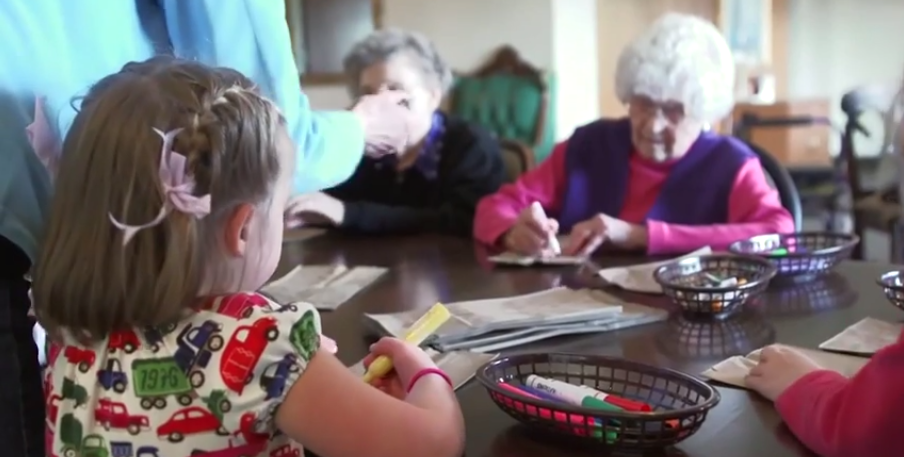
[628,96,685,124]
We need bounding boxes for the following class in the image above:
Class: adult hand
[352,90,415,157]
[745,345,823,402]
[563,214,647,256]
[284,193,345,228]
[362,337,438,398]
[502,206,559,257]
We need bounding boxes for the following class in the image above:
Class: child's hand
[745,345,824,401]
[319,335,338,354]
[370,371,407,399]
[362,337,437,391]
[503,207,559,256]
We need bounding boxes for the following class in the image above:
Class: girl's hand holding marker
[362,303,454,396]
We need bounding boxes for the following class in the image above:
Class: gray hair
[615,13,735,123]
[343,28,454,98]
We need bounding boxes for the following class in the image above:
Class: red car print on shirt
[270,444,301,457]
[63,346,96,373]
[219,317,279,393]
[108,329,141,354]
[46,394,61,424]
[95,399,150,435]
[205,293,270,319]
[236,412,269,444]
[157,406,229,443]
[47,341,62,366]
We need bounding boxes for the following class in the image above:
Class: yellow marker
[362,303,451,384]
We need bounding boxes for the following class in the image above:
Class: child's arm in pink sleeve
[774,340,904,457]
[472,142,569,245]
[646,158,794,254]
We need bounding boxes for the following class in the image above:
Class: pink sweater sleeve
[472,142,569,245]
[646,158,794,255]
[774,334,904,457]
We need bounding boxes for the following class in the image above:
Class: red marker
[598,393,652,412]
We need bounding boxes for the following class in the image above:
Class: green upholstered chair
[448,45,556,165]
[498,138,536,183]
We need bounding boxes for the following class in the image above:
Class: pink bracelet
[405,368,453,393]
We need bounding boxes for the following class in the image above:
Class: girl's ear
[223,203,255,257]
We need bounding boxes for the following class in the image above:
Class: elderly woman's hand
[563,214,648,255]
[503,206,559,256]
[285,193,345,229]
[352,90,416,157]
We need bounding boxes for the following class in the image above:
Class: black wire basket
[728,232,859,281]
[877,271,904,312]
[653,254,777,318]
[655,311,776,361]
[476,353,719,451]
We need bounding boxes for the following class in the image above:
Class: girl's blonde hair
[33,57,284,341]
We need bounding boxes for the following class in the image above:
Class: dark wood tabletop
[282,232,901,457]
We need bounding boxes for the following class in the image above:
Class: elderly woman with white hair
[285,29,505,236]
[474,13,793,256]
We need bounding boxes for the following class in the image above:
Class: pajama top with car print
[43,292,322,457]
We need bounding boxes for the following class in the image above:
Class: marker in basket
[498,383,598,425]
[516,384,565,403]
[497,383,614,440]
[703,273,738,288]
[530,202,560,255]
[525,375,651,412]
[362,303,451,384]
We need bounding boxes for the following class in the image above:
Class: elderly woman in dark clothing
[285,29,505,236]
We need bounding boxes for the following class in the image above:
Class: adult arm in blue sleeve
[156,0,364,194]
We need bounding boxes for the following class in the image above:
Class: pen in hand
[530,201,560,255]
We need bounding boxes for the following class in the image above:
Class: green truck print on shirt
[289,310,319,361]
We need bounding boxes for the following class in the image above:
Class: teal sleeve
[157,0,364,194]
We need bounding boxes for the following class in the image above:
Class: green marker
[580,395,623,412]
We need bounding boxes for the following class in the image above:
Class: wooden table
[283,233,899,457]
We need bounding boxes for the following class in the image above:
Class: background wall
[303,0,599,141]
[302,0,904,156]
[788,0,904,156]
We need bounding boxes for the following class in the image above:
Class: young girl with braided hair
[32,57,464,457]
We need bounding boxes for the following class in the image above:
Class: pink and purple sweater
[474,119,794,254]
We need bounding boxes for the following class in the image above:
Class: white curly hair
[615,13,735,123]
[343,28,454,99]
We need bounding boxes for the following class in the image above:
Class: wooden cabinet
[730,100,833,168]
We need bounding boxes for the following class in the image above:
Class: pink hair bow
[25,97,62,179]
[109,128,212,245]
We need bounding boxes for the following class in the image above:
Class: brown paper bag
[488,236,585,266]
[596,247,712,293]
[818,317,903,355]
[262,264,386,310]
[701,345,869,389]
